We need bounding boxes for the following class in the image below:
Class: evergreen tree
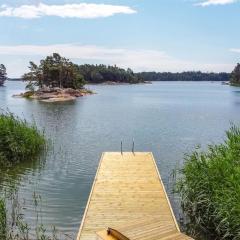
[230,63,240,85]
[78,64,143,84]
[0,64,7,86]
[137,71,230,82]
[23,53,85,90]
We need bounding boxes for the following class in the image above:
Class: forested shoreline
[78,64,144,84]
[3,54,239,85]
[8,70,231,83]
[137,71,230,82]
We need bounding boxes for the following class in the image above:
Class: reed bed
[0,192,73,240]
[0,112,45,166]
[175,125,240,239]
[0,198,6,239]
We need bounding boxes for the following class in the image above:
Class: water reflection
[0,154,46,192]
[0,81,240,237]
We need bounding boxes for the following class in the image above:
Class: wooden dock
[77,152,193,240]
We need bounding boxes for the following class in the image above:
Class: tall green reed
[175,125,240,240]
[0,190,73,240]
[0,198,7,239]
[0,112,46,166]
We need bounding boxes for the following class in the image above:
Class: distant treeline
[8,78,22,81]
[78,64,144,84]
[21,53,145,88]
[74,67,231,84]
[10,70,231,84]
[137,71,230,82]
[9,64,145,85]
[8,58,233,85]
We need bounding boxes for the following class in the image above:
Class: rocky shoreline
[13,87,94,102]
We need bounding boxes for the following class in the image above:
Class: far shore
[87,81,151,85]
[7,79,151,84]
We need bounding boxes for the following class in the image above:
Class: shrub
[0,112,45,166]
[175,125,240,240]
[22,91,34,98]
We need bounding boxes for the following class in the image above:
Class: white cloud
[0,44,233,77]
[230,48,240,53]
[0,3,136,19]
[196,0,237,6]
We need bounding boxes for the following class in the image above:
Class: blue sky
[0,0,239,77]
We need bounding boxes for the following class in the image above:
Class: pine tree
[22,53,85,90]
[0,64,7,86]
[230,63,240,85]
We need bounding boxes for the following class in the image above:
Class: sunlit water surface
[1,81,240,238]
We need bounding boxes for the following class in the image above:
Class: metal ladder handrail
[120,139,135,154]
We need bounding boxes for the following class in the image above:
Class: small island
[14,53,145,102]
[17,87,93,103]
[14,53,93,102]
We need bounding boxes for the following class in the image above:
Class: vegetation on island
[21,53,94,101]
[0,112,45,167]
[22,53,85,90]
[230,63,240,86]
[137,71,230,82]
[19,53,145,101]
[0,64,7,86]
[175,125,240,240]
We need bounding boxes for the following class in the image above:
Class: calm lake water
[1,81,240,238]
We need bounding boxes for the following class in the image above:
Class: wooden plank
[77,152,181,240]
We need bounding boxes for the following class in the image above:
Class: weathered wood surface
[77,152,186,240]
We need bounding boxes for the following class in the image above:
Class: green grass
[0,112,46,166]
[175,125,240,240]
